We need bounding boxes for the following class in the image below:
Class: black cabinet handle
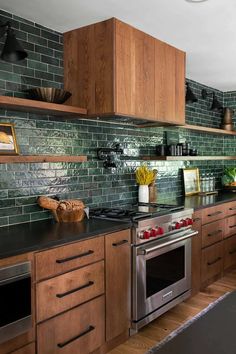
[56,250,94,264]
[229,249,236,255]
[57,325,95,348]
[56,281,94,298]
[229,207,236,211]
[207,211,222,217]
[208,230,222,237]
[229,224,236,229]
[207,257,222,266]
[112,239,129,247]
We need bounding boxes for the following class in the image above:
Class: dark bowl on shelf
[25,87,72,104]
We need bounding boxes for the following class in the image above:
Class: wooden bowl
[26,87,71,104]
[52,209,85,223]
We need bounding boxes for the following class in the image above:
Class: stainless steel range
[90,203,198,333]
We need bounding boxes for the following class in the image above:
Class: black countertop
[0,218,130,260]
[158,191,236,211]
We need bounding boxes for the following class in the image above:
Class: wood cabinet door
[155,40,185,124]
[105,229,131,342]
[36,261,104,322]
[37,296,105,354]
[201,242,223,286]
[225,201,236,217]
[225,215,236,238]
[115,20,155,119]
[11,342,35,354]
[224,235,236,270]
[191,210,202,296]
[201,204,225,225]
[201,219,225,248]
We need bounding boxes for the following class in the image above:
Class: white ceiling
[0,0,235,91]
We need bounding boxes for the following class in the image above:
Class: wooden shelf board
[179,124,236,136]
[142,156,236,161]
[0,155,87,164]
[0,95,87,117]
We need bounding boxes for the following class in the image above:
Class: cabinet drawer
[201,242,223,284]
[201,205,225,225]
[37,261,104,322]
[225,215,236,238]
[11,343,35,354]
[224,235,236,270]
[225,201,236,217]
[37,296,105,354]
[35,236,104,281]
[201,220,224,248]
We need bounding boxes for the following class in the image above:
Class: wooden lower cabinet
[105,230,131,342]
[11,342,35,354]
[201,219,224,248]
[191,210,202,295]
[37,296,105,354]
[224,234,236,270]
[36,261,104,322]
[201,242,223,286]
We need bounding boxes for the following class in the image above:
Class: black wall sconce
[201,89,223,112]
[0,21,28,62]
[97,143,123,168]
[185,83,198,104]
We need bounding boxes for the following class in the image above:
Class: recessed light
[185,0,208,2]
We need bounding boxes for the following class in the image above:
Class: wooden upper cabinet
[64,18,186,125]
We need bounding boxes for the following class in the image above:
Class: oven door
[132,230,197,321]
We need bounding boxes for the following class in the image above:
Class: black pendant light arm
[0,21,10,38]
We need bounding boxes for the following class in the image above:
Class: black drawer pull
[56,281,94,298]
[193,217,201,222]
[229,249,236,255]
[57,325,95,348]
[207,257,222,266]
[208,230,222,237]
[229,224,236,229]
[229,207,236,211]
[207,211,222,217]
[56,250,94,264]
[112,239,129,247]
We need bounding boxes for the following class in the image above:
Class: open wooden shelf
[142,156,236,161]
[0,155,87,164]
[0,95,87,117]
[179,124,236,136]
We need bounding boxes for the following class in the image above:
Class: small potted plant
[135,165,157,203]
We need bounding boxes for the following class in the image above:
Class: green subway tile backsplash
[0,10,236,227]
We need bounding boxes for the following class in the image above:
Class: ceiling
[0,0,235,92]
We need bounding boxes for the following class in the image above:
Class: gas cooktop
[89,203,184,222]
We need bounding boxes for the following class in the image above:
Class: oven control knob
[174,222,181,230]
[157,226,164,235]
[186,218,193,225]
[138,231,144,239]
[181,219,188,227]
[143,230,151,239]
[150,228,158,237]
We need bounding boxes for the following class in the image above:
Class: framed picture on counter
[183,168,200,196]
[0,123,19,155]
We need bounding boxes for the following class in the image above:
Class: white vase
[138,185,149,203]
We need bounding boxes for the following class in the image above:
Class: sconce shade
[210,93,223,112]
[1,28,28,62]
[186,83,198,103]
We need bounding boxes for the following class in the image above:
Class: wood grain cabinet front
[201,242,223,285]
[105,229,131,342]
[11,342,35,354]
[37,296,105,354]
[35,236,104,281]
[201,219,225,248]
[225,201,236,217]
[64,18,185,125]
[224,235,236,270]
[201,205,225,225]
[225,215,236,238]
[36,260,104,322]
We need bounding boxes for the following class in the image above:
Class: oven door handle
[137,230,198,256]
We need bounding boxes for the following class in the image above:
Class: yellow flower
[135,165,157,185]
